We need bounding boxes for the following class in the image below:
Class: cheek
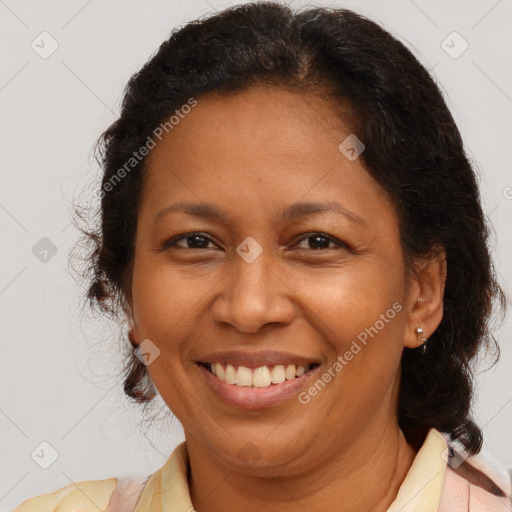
[131,256,207,342]
[293,266,406,428]
[300,256,404,326]
[294,257,406,375]
[130,260,201,413]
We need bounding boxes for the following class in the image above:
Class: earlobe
[128,325,141,348]
[125,293,141,348]
[126,306,141,349]
[403,248,447,349]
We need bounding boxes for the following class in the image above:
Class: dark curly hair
[71,1,507,455]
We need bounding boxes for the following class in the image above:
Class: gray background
[1,0,511,509]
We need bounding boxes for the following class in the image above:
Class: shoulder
[12,478,118,512]
[11,444,185,512]
[440,440,512,511]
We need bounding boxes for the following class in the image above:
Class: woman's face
[129,86,432,475]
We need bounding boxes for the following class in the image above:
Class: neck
[187,421,418,512]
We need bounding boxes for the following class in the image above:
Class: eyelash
[164,232,348,252]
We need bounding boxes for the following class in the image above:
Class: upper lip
[195,350,321,368]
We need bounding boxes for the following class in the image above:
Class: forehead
[148,86,348,161]
[140,86,394,227]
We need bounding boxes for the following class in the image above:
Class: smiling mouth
[197,362,320,388]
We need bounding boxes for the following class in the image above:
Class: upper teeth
[210,363,311,387]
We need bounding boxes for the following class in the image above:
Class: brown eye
[163,232,348,252]
[164,232,216,249]
[295,233,347,251]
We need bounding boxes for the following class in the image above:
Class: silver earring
[416,327,428,354]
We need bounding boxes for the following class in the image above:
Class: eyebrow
[154,201,365,226]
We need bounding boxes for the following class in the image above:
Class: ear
[403,247,447,349]
[129,323,142,349]
[125,294,142,349]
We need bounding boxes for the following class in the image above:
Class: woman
[13,2,511,511]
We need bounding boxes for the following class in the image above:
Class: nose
[209,252,295,334]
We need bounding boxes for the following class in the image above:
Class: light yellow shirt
[13,428,448,512]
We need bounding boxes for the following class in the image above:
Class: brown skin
[128,86,446,512]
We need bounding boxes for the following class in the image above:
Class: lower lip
[196,363,320,410]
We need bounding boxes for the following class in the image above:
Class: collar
[387,428,447,511]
